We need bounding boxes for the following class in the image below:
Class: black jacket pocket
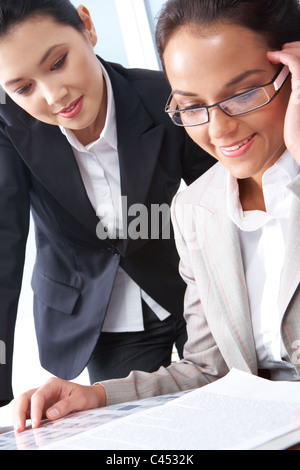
[31,268,80,315]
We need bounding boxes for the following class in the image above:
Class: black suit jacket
[0,58,214,404]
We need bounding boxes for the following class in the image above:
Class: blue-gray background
[71,0,165,67]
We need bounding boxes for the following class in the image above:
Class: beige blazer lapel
[198,164,257,373]
[279,176,300,314]
[280,176,300,370]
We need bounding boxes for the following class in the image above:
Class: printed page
[38,369,300,450]
[0,392,187,450]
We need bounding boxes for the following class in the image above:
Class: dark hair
[0,0,85,38]
[156,0,300,61]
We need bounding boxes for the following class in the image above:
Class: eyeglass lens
[170,87,270,126]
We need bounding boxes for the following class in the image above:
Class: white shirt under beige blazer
[102,155,300,406]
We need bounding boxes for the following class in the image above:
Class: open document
[1,369,300,450]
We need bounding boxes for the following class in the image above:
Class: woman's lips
[218,134,256,158]
[58,96,83,119]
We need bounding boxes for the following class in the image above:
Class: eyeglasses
[165,65,290,127]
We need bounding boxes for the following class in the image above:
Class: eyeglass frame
[165,65,290,127]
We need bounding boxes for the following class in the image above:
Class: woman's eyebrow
[5,77,24,88]
[171,70,265,98]
[172,90,198,97]
[38,43,66,66]
[5,44,66,88]
[225,69,265,87]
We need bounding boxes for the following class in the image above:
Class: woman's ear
[77,5,98,46]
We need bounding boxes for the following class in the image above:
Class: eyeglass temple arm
[274,65,290,91]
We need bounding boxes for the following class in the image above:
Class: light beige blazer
[102,162,300,406]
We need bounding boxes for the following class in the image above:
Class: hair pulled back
[156,0,300,61]
[0,0,85,38]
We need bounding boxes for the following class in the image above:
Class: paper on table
[0,392,187,450]
[39,369,300,450]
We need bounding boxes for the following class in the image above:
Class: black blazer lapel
[6,119,100,236]
[104,60,165,254]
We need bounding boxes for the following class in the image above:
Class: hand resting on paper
[13,378,106,433]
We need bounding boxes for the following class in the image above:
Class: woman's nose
[42,82,69,107]
[208,106,238,141]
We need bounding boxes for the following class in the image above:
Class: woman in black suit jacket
[0,0,213,406]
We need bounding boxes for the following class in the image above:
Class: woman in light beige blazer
[13,0,300,432]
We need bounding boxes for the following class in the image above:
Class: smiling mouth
[58,96,83,117]
[221,134,255,152]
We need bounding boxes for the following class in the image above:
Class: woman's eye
[51,54,67,71]
[181,104,203,111]
[16,84,32,96]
